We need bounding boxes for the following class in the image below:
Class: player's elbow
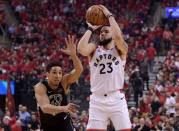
[41,104,51,114]
[77,47,83,54]
[76,67,84,79]
[115,40,128,53]
[77,47,89,56]
[77,46,83,54]
[79,66,84,74]
[75,66,84,76]
[41,105,48,113]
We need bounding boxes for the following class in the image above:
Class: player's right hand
[61,35,78,56]
[87,21,102,31]
[64,103,80,114]
[98,5,112,17]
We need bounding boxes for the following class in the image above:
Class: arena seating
[0,0,178,130]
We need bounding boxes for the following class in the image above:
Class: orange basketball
[86,5,108,26]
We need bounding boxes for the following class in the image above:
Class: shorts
[41,115,75,131]
[87,91,131,130]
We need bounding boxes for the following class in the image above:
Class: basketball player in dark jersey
[34,35,83,131]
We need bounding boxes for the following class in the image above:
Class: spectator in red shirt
[11,120,22,131]
[146,43,156,72]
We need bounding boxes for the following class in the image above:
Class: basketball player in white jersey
[77,5,131,131]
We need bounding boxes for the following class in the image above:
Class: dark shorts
[41,116,75,131]
[42,124,75,131]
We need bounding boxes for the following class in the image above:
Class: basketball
[86,5,108,26]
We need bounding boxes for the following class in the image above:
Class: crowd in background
[0,0,178,130]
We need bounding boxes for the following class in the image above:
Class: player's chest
[92,51,120,65]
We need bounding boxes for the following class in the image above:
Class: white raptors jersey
[89,46,126,95]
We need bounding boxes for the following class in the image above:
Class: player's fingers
[71,35,75,44]
[65,38,68,45]
[72,105,80,110]
[60,49,68,54]
[86,21,93,27]
[68,104,79,111]
[95,25,102,29]
[99,4,106,9]
[65,37,70,48]
[68,110,75,115]
[75,39,78,45]
[98,5,104,10]
[68,35,72,45]
[69,107,78,113]
[70,103,80,108]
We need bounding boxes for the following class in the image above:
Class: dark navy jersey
[38,79,74,130]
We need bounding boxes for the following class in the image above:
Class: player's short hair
[46,61,61,72]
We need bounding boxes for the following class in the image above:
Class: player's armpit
[114,38,128,60]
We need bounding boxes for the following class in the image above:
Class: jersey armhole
[39,81,47,91]
[114,46,127,61]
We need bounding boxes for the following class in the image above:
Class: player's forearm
[108,16,123,40]
[41,104,66,115]
[109,17,128,54]
[71,54,83,75]
[77,30,92,55]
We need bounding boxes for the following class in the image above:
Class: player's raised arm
[61,35,83,92]
[78,6,105,57]
[77,23,101,57]
[99,5,128,60]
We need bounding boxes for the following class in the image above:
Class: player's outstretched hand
[64,103,80,114]
[61,35,78,56]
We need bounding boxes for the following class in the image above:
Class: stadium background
[0,0,178,130]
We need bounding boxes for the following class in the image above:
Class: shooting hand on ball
[98,5,112,18]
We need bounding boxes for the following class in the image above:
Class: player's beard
[99,37,112,46]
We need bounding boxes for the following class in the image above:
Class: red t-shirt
[147,47,156,60]
[11,124,22,131]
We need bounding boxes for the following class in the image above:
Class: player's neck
[103,41,115,50]
[47,80,59,90]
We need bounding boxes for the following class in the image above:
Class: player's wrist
[58,106,67,113]
[52,112,57,116]
[87,26,94,33]
[70,53,78,59]
[107,13,113,18]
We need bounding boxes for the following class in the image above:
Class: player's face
[99,26,112,43]
[47,66,62,86]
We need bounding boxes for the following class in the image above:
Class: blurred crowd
[0,0,179,130]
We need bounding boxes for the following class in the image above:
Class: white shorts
[87,91,131,130]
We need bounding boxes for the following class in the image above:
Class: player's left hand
[98,5,112,17]
[61,35,78,56]
[86,21,102,30]
[64,103,80,114]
